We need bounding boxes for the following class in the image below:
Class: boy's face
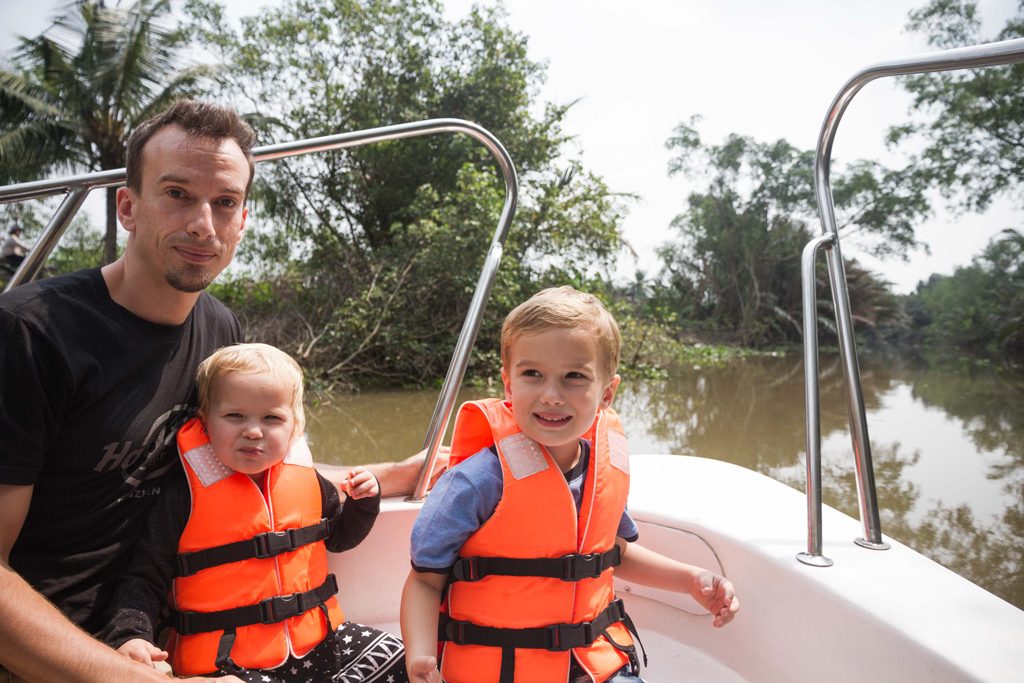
[502,328,620,465]
[202,371,297,481]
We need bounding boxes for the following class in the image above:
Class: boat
[3,36,1023,683]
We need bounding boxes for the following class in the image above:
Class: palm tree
[0,0,215,264]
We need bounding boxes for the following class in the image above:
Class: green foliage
[0,0,215,262]
[889,0,1024,212]
[903,229,1024,356]
[192,0,627,387]
[658,120,915,346]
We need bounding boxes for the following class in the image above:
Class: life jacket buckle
[443,619,468,644]
[254,529,296,559]
[546,621,592,651]
[259,593,302,624]
[561,552,600,581]
[452,557,482,582]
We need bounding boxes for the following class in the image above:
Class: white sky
[2,0,1020,293]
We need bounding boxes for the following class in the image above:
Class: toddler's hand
[690,570,739,628]
[116,638,167,667]
[344,466,380,499]
[407,654,442,683]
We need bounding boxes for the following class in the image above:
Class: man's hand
[116,638,167,668]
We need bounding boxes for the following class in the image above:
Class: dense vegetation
[2,0,1021,386]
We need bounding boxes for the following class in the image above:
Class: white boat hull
[326,455,1024,682]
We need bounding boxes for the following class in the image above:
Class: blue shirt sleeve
[410,447,503,572]
[618,507,639,543]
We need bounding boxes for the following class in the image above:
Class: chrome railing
[798,38,1024,567]
[0,118,518,501]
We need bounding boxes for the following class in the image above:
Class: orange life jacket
[439,399,635,683]
[167,417,344,675]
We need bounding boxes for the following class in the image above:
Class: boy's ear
[501,367,512,401]
[601,374,621,409]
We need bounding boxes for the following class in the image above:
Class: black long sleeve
[98,469,189,649]
[320,471,381,552]
[99,469,380,650]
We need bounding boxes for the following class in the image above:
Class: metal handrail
[0,118,518,501]
[799,37,1024,566]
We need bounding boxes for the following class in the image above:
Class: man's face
[116,125,250,293]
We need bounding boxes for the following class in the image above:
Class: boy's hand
[343,466,380,499]
[690,570,739,628]
[116,638,167,667]
[407,654,442,683]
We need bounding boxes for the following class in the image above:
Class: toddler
[103,343,407,682]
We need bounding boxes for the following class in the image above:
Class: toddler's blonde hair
[196,343,306,435]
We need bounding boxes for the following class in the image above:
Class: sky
[1,0,1020,293]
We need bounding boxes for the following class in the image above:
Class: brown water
[306,353,1024,610]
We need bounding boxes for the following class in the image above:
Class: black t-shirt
[0,268,242,634]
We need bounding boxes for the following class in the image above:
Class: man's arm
[0,484,237,683]
[321,446,450,498]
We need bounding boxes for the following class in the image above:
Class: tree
[888,0,1024,213]
[658,120,923,346]
[191,0,628,386]
[903,229,1024,356]
[0,0,214,263]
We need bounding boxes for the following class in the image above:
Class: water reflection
[306,355,1023,610]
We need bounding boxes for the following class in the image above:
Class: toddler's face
[502,328,620,465]
[202,371,297,481]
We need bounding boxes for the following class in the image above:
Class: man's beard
[165,265,215,293]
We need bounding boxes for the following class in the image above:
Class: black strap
[499,646,515,683]
[439,598,628,652]
[602,610,647,672]
[171,574,338,635]
[214,629,244,674]
[175,519,331,577]
[450,546,621,583]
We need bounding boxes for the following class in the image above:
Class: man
[1,226,31,271]
[0,101,430,682]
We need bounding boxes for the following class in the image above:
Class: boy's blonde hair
[196,343,306,435]
[501,286,621,378]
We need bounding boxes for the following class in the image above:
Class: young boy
[102,343,408,682]
[400,287,739,683]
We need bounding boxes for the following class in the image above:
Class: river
[305,352,1024,610]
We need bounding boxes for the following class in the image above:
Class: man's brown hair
[125,100,257,198]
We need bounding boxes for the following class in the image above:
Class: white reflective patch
[283,435,314,467]
[607,429,630,473]
[498,433,549,480]
[183,443,235,487]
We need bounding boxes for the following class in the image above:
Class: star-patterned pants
[227,621,408,683]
